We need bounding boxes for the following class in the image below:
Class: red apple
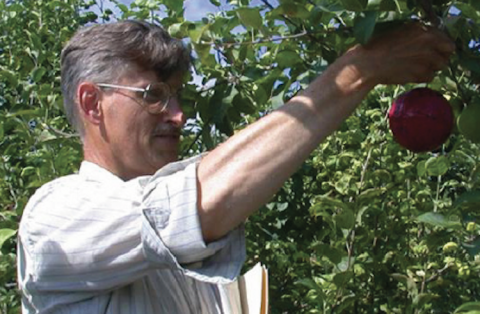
[388,88,454,153]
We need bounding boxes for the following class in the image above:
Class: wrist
[329,44,378,95]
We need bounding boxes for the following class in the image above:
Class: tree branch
[41,123,79,138]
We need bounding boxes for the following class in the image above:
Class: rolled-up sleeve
[141,156,246,284]
[20,156,245,295]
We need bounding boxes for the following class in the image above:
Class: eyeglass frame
[96,82,176,114]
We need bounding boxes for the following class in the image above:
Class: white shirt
[18,156,246,314]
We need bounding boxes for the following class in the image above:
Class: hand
[353,22,456,85]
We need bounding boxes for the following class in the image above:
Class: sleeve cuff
[141,156,246,284]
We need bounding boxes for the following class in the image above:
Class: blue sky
[116,0,230,21]
[116,0,272,21]
[184,0,227,21]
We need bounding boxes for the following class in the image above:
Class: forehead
[118,65,185,90]
[117,66,158,86]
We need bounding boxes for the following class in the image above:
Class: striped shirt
[18,156,246,314]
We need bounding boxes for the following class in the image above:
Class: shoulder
[21,174,82,219]
[30,174,82,200]
[19,174,83,246]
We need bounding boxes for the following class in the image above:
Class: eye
[144,83,170,105]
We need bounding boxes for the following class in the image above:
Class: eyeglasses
[97,82,176,114]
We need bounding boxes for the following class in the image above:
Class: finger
[410,64,436,83]
[435,37,456,55]
[428,53,450,72]
[423,27,456,54]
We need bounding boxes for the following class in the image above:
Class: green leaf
[29,32,43,50]
[337,256,353,272]
[0,68,19,88]
[455,302,480,313]
[356,205,370,224]
[270,90,285,109]
[38,129,57,142]
[213,86,238,124]
[168,22,188,38]
[295,278,318,290]
[310,195,352,216]
[202,127,214,150]
[353,11,377,45]
[417,212,462,230]
[335,174,352,195]
[274,2,311,18]
[335,207,355,229]
[454,3,480,19]
[340,0,367,11]
[193,43,215,67]
[0,229,16,249]
[236,7,263,29]
[391,273,418,296]
[414,293,438,308]
[234,92,257,115]
[454,190,480,208]
[459,52,480,76]
[462,236,480,256]
[444,16,465,41]
[317,0,344,12]
[333,271,353,287]
[313,243,345,264]
[276,50,303,68]
[357,188,385,205]
[31,67,47,83]
[117,4,129,12]
[425,156,449,176]
[209,0,221,6]
[217,115,234,136]
[189,24,210,44]
[21,166,36,177]
[469,0,480,10]
[295,278,327,300]
[366,0,383,9]
[163,0,184,12]
[372,169,392,182]
[417,160,426,176]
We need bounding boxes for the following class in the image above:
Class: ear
[77,82,102,125]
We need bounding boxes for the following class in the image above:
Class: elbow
[197,195,231,243]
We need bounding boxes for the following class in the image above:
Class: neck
[82,138,132,181]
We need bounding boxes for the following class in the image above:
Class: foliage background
[1,0,480,313]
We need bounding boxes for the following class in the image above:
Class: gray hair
[60,20,191,137]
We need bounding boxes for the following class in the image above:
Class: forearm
[197,47,375,242]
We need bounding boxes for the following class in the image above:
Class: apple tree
[1,0,480,313]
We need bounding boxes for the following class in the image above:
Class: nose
[165,96,185,126]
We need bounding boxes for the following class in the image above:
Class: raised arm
[197,23,455,242]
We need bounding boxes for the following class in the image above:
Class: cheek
[128,115,158,147]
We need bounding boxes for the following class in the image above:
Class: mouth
[152,124,182,144]
[152,132,181,145]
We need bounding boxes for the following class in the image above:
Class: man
[18,19,454,313]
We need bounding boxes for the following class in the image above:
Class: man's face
[98,68,185,179]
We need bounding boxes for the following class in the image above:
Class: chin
[151,154,178,171]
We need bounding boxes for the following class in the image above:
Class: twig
[449,63,470,107]
[41,123,79,138]
[260,0,325,45]
[183,116,214,155]
[205,30,309,48]
[417,0,441,27]
[425,263,451,283]
[358,147,372,193]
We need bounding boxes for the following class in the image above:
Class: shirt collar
[79,161,126,184]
